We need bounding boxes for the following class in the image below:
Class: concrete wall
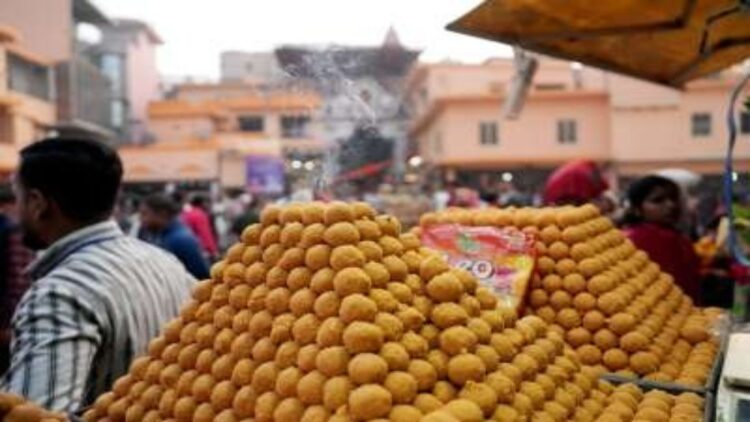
[220,51,282,83]
[0,0,71,62]
[410,61,749,176]
[610,84,750,165]
[425,94,610,167]
[119,147,219,182]
[150,116,215,141]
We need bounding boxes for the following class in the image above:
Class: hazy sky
[94,0,510,79]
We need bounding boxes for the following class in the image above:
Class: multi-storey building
[406,58,750,193]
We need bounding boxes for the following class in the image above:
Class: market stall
[0,202,726,422]
[2,2,750,421]
[444,1,750,420]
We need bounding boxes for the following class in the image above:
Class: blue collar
[27,220,124,280]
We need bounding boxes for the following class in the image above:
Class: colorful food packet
[421,224,536,310]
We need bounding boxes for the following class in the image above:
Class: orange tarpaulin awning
[448,0,750,87]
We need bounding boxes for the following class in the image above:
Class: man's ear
[26,188,51,220]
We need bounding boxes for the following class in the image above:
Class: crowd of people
[0,139,741,415]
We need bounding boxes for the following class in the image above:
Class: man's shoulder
[121,236,195,271]
[55,235,187,276]
[163,225,200,246]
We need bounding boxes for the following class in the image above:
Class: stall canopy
[448,0,750,87]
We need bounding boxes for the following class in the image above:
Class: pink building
[0,26,58,178]
[407,59,750,186]
[118,85,325,187]
[96,19,163,142]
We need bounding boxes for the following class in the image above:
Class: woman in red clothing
[622,175,702,304]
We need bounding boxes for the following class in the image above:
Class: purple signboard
[246,155,285,195]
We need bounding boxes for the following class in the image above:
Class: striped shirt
[1,221,195,413]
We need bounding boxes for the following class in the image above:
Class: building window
[238,115,264,132]
[537,83,566,91]
[100,53,125,97]
[7,53,51,100]
[557,119,578,144]
[741,112,750,135]
[692,113,712,137]
[110,101,125,128]
[281,115,310,138]
[479,122,499,146]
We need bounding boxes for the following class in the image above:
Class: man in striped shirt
[1,138,195,413]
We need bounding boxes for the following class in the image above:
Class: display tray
[600,320,729,396]
[600,374,715,422]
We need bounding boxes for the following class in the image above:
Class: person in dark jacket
[140,194,210,279]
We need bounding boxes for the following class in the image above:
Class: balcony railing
[55,58,113,135]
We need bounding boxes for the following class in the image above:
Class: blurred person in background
[2,138,194,412]
[140,194,210,279]
[181,194,218,260]
[621,175,701,304]
[543,159,609,207]
[230,196,262,241]
[0,186,34,374]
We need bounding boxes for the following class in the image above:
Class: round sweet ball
[333,268,371,297]
[680,323,709,344]
[323,222,361,247]
[602,348,629,371]
[375,312,404,341]
[316,346,349,378]
[260,205,281,226]
[440,399,484,422]
[493,404,519,421]
[420,411,460,422]
[352,201,376,219]
[347,353,388,385]
[409,359,439,392]
[240,223,262,245]
[389,405,423,422]
[300,202,326,225]
[576,345,602,366]
[420,255,451,281]
[349,384,392,420]
[323,376,352,412]
[620,331,650,353]
[431,303,470,329]
[273,397,305,422]
[376,215,402,237]
[380,342,411,372]
[447,354,487,386]
[340,294,378,323]
[608,312,637,336]
[630,352,660,376]
[459,381,498,416]
[439,326,478,356]
[384,371,419,404]
[427,273,465,302]
[329,245,366,271]
[433,380,458,403]
[343,321,384,354]
[324,202,355,225]
[297,371,327,405]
